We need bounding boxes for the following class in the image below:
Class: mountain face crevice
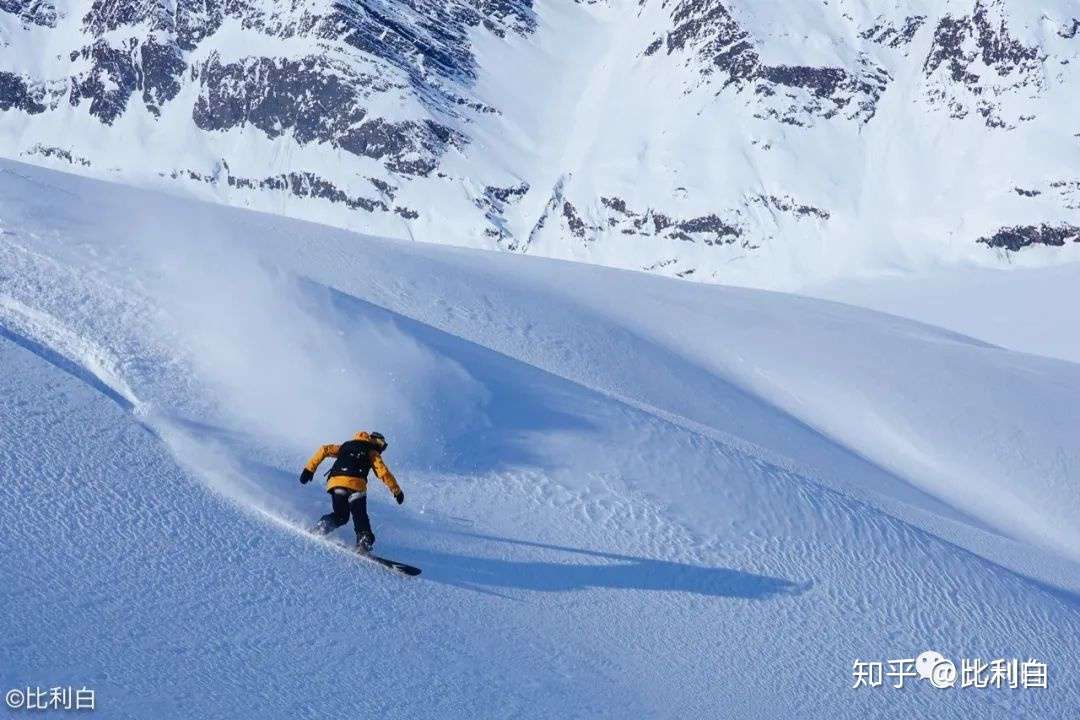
[3,0,1080,288]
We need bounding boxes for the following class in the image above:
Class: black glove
[394,490,405,505]
[299,469,314,485]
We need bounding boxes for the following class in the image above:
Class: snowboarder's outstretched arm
[370,450,404,504]
[299,444,340,484]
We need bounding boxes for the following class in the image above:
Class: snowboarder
[299,431,404,553]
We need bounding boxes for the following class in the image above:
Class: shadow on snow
[394,530,810,600]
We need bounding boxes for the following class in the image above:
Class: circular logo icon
[916,650,957,688]
[5,688,25,709]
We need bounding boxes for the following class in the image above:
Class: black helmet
[370,431,388,452]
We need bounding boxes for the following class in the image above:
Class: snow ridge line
[0,293,141,411]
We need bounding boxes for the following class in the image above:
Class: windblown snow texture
[2,160,1080,718]
[2,0,1080,287]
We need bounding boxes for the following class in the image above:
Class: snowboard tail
[359,551,421,576]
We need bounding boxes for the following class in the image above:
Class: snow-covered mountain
[3,0,1079,287]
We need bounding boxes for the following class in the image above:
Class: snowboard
[357,551,422,576]
[305,525,420,576]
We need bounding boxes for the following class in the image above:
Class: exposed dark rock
[486,182,529,204]
[601,196,635,215]
[762,66,846,99]
[673,213,740,244]
[563,201,588,238]
[194,55,363,140]
[0,71,47,114]
[6,0,1073,277]
[369,177,397,198]
[560,199,608,241]
[22,0,539,194]
[923,0,1044,127]
[139,38,185,116]
[599,196,745,246]
[925,3,1040,78]
[73,0,189,117]
[752,193,830,220]
[82,0,163,35]
[860,15,926,49]
[465,0,536,38]
[660,0,888,124]
[343,118,458,176]
[22,144,91,166]
[1050,180,1080,209]
[643,258,679,272]
[171,0,223,51]
[665,0,758,86]
[977,223,1080,250]
[226,171,389,212]
[169,168,212,183]
[469,181,528,249]
[474,184,517,212]
[169,166,389,213]
[1,0,58,27]
[651,212,672,233]
[69,40,139,124]
[193,54,460,175]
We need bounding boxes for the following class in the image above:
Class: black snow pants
[314,487,373,541]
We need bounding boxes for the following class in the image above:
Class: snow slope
[807,261,1080,365]
[2,159,1080,718]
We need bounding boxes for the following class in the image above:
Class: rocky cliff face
[2,0,1079,289]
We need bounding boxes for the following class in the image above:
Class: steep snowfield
[2,160,1080,718]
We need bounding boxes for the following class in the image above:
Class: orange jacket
[304,431,402,495]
